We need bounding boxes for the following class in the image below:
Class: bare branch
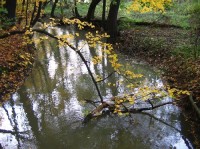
[147,99,154,108]
[84,99,100,108]
[128,101,174,113]
[83,95,175,123]
[96,71,116,82]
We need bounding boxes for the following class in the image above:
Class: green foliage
[44,3,73,17]
[0,7,6,14]
[77,2,90,16]
[169,13,190,29]
[188,2,200,29]
[118,0,193,28]
[187,2,200,58]
[118,17,135,30]
[38,0,191,29]
[0,8,16,30]
[0,8,7,29]
[170,1,190,15]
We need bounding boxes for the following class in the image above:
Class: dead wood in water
[82,97,174,124]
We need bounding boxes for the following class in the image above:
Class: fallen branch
[83,102,110,124]
[83,97,175,123]
[189,94,200,119]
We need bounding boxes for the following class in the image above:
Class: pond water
[0,26,194,149]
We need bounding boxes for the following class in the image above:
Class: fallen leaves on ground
[0,34,34,103]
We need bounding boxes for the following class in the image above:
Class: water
[0,26,193,149]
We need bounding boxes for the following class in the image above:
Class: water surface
[0,26,193,149]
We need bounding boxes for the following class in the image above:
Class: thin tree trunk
[30,3,37,25]
[31,2,43,26]
[21,0,25,13]
[74,0,80,17]
[86,0,101,21]
[25,0,29,26]
[51,0,59,17]
[5,0,17,19]
[102,0,106,28]
[106,0,120,43]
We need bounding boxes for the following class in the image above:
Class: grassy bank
[42,0,192,29]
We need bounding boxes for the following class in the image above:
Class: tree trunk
[73,0,80,17]
[106,0,120,43]
[21,0,25,13]
[102,0,106,28]
[42,0,51,9]
[5,0,17,19]
[31,2,42,26]
[86,0,101,21]
[51,0,59,17]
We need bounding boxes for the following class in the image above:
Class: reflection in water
[0,26,193,149]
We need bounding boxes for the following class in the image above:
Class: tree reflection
[0,27,194,148]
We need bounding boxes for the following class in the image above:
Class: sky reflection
[0,26,194,149]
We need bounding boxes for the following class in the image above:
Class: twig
[84,99,100,108]
[121,103,129,112]
[127,101,174,113]
[96,71,116,82]
[147,99,154,108]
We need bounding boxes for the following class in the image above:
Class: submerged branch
[83,95,175,123]
[83,102,109,124]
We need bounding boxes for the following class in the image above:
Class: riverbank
[0,31,34,103]
[117,25,200,147]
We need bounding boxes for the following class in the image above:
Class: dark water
[0,26,193,149]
